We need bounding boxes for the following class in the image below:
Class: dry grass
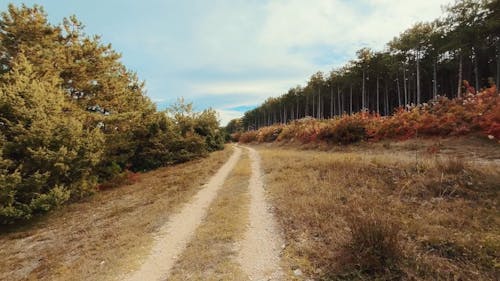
[168,149,251,281]
[0,146,234,281]
[341,213,402,276]
[257,142,500,280]
[268,136,500,165]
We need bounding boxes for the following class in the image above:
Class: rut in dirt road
[124,146,242,281]
[237,146,285,281]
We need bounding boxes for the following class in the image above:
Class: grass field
[2,138,498,281]
[257,138,499,280]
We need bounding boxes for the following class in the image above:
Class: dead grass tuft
[435,156,466,174]
[340,213,402,276]
[97,169,141,191]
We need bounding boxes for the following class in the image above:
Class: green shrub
[194,108,225,151]
[129,103,222,171]
[29,186,70,212]
[0,5,228,225]
[0,55,104,223]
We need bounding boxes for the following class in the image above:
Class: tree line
[236,0,499,132]
[0,4,225,224]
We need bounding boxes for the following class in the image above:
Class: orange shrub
[318,114,368,144]
[472,89,500,139]
[256,125,284,142]
[238,130,258,143]
[275,118,321,142]
[230,132,241,142]
[242,86,499,145]
[276,122,298,141]
[287,117,326,143]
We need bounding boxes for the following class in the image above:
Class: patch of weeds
[334,213,403,279]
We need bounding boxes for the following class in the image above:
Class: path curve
[124,146,242,281]
[238,146,284,281]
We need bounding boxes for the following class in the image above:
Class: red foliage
[317,114,369,144]
[240,86,499,145]
[230,132,242,142]
[256,125,284,142]
[239,130,258,143]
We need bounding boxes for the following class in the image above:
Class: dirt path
[237,146,284,281]
[124,146,242,281]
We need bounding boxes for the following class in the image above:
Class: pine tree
[0,54,104,223]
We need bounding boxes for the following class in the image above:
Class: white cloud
[259,0,450,51]
[201,0,452,125]
[190,79,302,96]
[17,0,453,126]
[97,0,454,125]
[217,109,246,126]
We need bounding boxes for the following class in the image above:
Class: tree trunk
[376,76,380,113]
[433,58,438,99]
[403,68,408,106]
[408,72,411,105]
[450,75,455,99]
[362,69,366,110]
[385,80,389,115]
[312,92,315,118]
[457,50,463,98]
[396,77,401,106]
[473,46,479,92]
[341,91,344,114]
[296,97,299,120]
[330,88,333,118]
[337,87,341,116]
[350,84,353,114]
[408,71,413,104]
[497,39,500,95]
[416,50,421,104]
[305,95,309,116]
[367,86,370,112]
[318,89,321,119]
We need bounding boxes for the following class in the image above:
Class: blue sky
[1,0,452,125]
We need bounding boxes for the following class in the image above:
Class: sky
[1,0,453,125]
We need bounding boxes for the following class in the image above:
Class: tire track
[124,146,242,281]
[237,146,284,281]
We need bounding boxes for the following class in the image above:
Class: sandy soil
[236,146,285,281]
[123,147,242,281]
